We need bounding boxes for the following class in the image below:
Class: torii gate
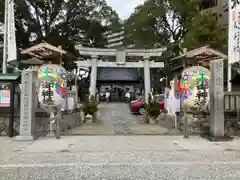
[74,46,166,102]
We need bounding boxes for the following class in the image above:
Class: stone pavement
[1,136,240,179]
[66,103,170,135]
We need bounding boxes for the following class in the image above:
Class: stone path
[66,103,170,135]
[106,103,137,134]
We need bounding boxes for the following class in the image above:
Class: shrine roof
[21,58,44,65]
[171,45,227,61]
[0,73,20,81]
[21,42,75,61]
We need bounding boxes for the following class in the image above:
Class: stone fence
[0,90,82,136]
[224,92,240,111]
[0,107,82,136]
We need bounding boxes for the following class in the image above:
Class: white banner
[7,0,17,62]
[0,22,3,35]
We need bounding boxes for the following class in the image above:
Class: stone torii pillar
[143,56,151,103]
[89,55,98,97]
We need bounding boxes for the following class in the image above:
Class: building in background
[103,27,124,48]
[99,26,142,101]
[200,0,228,26]
[103,25,135,49]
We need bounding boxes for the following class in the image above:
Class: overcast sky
[105,0,145,20]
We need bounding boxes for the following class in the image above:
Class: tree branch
[27,0,44,40]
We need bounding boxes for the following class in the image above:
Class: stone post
[143,56,150,103]
[209,59,224,137]
[228,63,232,92]
[90,55,98,98]
[75,75,78,103]
[47,112,55,137]
[173,76,178,97]
[15,70,37,141]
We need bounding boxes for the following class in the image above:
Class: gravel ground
[1,136,240,179]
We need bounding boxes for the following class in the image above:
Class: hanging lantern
[180,66,210,112]
[37,64,67,109]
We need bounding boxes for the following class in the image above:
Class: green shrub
[83,95,98,116]
[145,93,160,119]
